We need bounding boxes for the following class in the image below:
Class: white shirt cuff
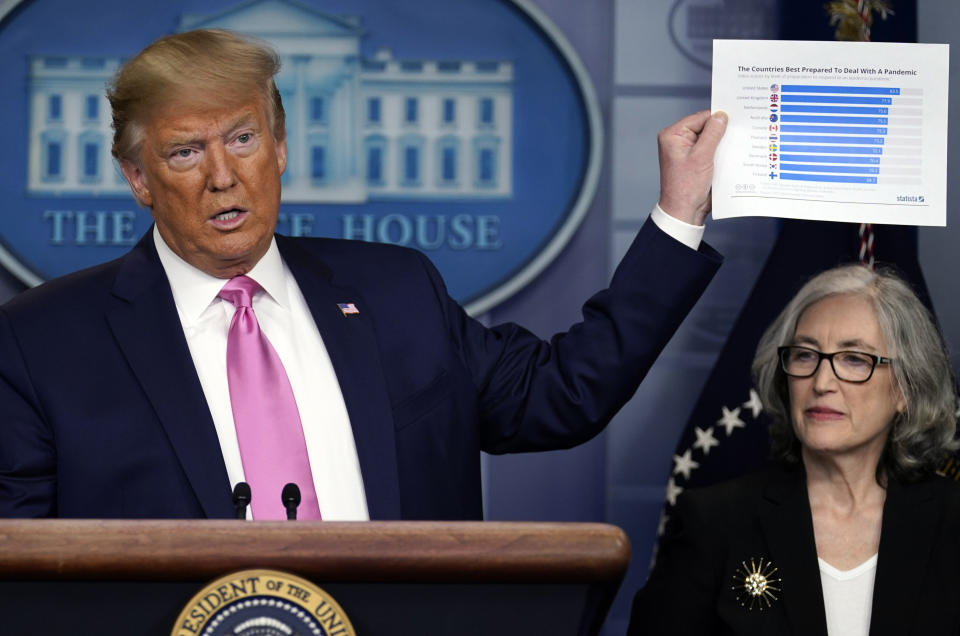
[650,204,704,251]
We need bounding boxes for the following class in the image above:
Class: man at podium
[0,29,726,520]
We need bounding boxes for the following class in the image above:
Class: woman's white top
[819,554,878,636]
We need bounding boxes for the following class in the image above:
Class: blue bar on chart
[779,173,878,184]
[781,126,887,134]
[779,164,879,174]
[780,115,888,125]
[779,135,885,144]
[780,154,881,164]
[780,105,889,114]
[780,85,900,94]
[781,95,894,104]
[778,145,884,154]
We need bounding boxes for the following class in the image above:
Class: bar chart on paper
[776,84,919,186]
[711,40,948,226]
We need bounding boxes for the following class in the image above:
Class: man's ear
[119,159,153,208]
[275,136,288,176]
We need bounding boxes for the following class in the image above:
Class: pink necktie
[219,276,321,520]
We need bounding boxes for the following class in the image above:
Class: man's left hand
[657,110,728,227]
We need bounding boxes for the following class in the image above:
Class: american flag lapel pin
[337,302,360,316]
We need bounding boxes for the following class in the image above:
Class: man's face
[120,99,287,278]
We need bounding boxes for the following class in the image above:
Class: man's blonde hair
[107,29,286,162]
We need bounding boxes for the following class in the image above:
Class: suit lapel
[278,236,401,520]
[106,232,233,518]
[869,477,941,636]
[758,466,828,636]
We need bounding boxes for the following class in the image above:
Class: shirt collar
[153,225,290,324]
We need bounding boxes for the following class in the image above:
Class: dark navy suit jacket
[629,464,960,636]
[0,218,720,519]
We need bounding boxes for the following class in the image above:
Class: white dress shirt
[650,204,705,250]
[154,226,369,520]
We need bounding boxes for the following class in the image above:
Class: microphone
[281,483,301,520]
[232,482,251,520]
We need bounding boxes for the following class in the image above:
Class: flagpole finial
[825,0,894,43]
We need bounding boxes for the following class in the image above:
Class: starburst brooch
[732,557,781,610]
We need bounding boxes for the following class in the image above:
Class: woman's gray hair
[752,264,957,482]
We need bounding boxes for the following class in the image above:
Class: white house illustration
[27,56,126,197]
[27,0,514,202]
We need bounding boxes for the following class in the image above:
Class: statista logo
[895,195,926,203]
[0,0,600,314]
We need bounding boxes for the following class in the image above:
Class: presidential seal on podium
[171,569,355,636]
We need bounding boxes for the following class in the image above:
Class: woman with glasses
[629,264,960,636]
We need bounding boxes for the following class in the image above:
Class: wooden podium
[0,520,630,635]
